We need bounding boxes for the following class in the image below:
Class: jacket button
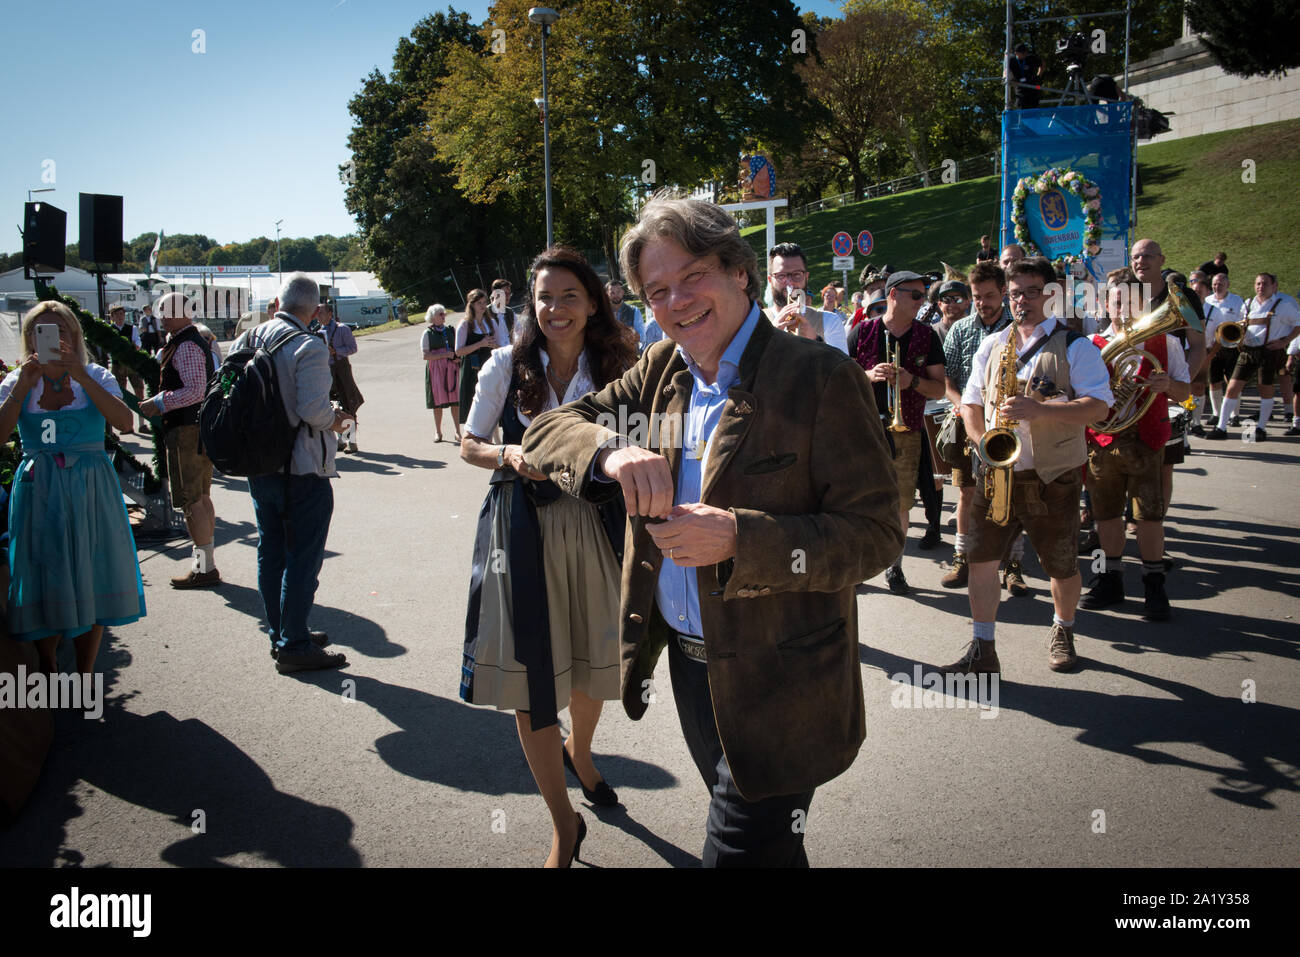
[640,560,654,570]
[736,588,751,598]
[629,613,643,623]
[758,587,772,596]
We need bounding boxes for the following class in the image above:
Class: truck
[334,297,399,328]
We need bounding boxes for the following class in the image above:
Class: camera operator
[1008,43,1044,109]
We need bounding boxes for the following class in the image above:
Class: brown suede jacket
[522,314,903,800]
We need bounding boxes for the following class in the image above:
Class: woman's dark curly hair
[512,246,638,418]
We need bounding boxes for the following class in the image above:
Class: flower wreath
[1011,167,1103,265]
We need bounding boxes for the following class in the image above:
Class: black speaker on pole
[79,192,123,264]
[23,201,67,273]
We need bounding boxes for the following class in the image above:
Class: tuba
[1092,280,1204,435]
[976,325,1023,525]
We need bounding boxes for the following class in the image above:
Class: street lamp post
[275,219,284,286]
[528,7,559,248]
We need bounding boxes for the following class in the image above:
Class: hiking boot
[1079,569,1124,609]
[940,554,969,588]
[885,565,910,595]
[938,638,1000,675]
[1002,560,1030,596]
[1046,624,1077,671]
[171,568,222,589]
[1142,572,1171,621]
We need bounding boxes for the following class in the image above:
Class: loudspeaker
[79,193,123,264]
[23,201,66,273]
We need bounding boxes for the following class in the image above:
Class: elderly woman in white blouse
[458,247,638,867]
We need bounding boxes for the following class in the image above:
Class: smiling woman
[457,246,636,868]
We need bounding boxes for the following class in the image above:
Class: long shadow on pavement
[338,673,694,866]
[335,451,447,476]
[216,581,407,660]
[0,641,361,867]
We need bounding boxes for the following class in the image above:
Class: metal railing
[785,153,999,220]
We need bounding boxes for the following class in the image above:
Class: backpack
[198,326,312,477]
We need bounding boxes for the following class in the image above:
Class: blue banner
[1001,102,1132,261]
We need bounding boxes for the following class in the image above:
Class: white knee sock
[1217,397,1239,431]
[1208,385,1223,416]
[1192,394,1205,420]
[1258,398,1274,427]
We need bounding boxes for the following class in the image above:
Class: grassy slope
[744,117,1299,297]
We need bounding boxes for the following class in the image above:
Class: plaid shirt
[942,303,1014,393]
[157,339,208,412]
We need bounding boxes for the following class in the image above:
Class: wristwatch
[497,446,506,468]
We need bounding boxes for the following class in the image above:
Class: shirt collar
[676,302,761,391]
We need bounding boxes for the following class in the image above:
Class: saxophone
[976,325,1023,525]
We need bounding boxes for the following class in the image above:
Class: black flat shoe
[562,745,619,807]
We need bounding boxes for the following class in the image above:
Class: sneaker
[885,565,910,595]
[1046,624,1077,671]
[270,631,331,660]
[1207,427,1227,440]
[1079,528,1100,556]
[1252,427,1267,442]
[1189,424,1206,437]
[940,554,969,588]
[1079,569,1124,609]
[938,638,1000,675]
[1142,572,1171,621]
[918,525,942,550]
[275,645,348,674]
[170,568,222,589]
[1002,560,1030,596]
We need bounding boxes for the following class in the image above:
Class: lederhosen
[1233,298,1281,386]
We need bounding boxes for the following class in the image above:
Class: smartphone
[35,323,61,364]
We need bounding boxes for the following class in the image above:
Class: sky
[3,0,846,257]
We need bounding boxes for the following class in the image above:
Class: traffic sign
[831,232,853,257]
[857,230,874,256]
[832,255,855,272]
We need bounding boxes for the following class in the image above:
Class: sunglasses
[939,294,968,304]
[893,289,926,301]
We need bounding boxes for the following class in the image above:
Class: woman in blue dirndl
[0,302,146,675]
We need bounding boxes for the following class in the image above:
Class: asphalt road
[2,320,1297,868]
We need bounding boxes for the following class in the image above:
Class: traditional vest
[113,321,135,342]
[1087,332,1170,451]
[158,324,212,430]
[423,325,455,353]
[982,324,1089,484]
[856,318,932,432]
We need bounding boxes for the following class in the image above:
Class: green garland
[31,282,164,493]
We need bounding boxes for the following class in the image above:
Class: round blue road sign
[857,230,874,256]
[832,232,853,257]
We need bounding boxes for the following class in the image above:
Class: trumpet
[1214,319,1245,347]
[886,337,908,433]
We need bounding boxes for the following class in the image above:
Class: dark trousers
[249,473,333,654]
[665,630,815,867]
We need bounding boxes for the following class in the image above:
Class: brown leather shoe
[1002,560,1030,596]
[940,554,969,588]
[938,638,1000,675]
[1046,624,1077,671]
[170,568,222,589]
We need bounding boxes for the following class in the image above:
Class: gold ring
[670,548,676,559]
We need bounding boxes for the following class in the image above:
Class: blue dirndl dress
[7,400,146,640]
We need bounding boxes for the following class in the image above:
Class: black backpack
[199,326,311,477]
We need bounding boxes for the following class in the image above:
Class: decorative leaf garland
[1011,167,1104,265]
[32,282,164,492]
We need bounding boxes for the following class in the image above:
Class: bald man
[139,292,221,588]
[998,244,1026,271]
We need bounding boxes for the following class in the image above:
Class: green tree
[1185,1,1300,79]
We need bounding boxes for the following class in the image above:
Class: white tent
[0,265,139,315]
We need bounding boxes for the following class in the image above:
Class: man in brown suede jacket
[523,196,902,866]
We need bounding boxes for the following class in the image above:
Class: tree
[428,0,815,277]
[344,10,538,307]
[1185,1,1300,78]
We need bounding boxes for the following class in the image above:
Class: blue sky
[3,0,845,256]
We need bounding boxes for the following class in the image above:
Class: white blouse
[0,363,122,412]
[465,345,595,440]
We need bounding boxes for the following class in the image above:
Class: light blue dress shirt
[655,303,761,638]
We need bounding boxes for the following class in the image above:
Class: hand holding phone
[35,323,61,365]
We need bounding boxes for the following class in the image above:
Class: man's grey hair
[619,193,761,303]
[279,272,320,316]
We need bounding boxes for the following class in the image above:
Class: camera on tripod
[1055,32,1089,72]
